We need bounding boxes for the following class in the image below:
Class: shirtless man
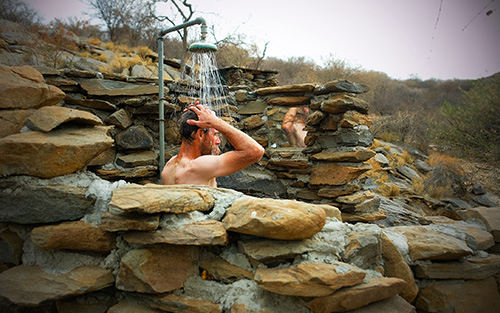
[282,107,309,148]
[161,102,265,187]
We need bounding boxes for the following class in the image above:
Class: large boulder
[254,262,366,297]
[27,106,103,132]
[222,198,327,240]
[0,109,35,138]
[0,125,114,178]
[0,265,114,306]
[306,277,407,312]
[108,184,215,214]
[0,65,65,109]
[30,221,116,252]
[0,184,95,224]
[116,246,199,293]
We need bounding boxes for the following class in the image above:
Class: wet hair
[178,109,207,143]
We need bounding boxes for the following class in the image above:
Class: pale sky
[25,0,500,81]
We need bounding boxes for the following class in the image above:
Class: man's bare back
[161,103,264,187]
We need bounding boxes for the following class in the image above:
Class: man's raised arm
[187,103,264,173]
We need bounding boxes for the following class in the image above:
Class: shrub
[432,74,500,162]
[370,110,431,152]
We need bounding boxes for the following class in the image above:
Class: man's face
[200,128,221,155]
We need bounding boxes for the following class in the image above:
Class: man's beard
[201,141,220,156]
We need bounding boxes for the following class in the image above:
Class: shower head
[188,40,218,53]
[188,23,217,53]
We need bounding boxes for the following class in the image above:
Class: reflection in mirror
[282,106,309,148]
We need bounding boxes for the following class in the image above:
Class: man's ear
[195,128,205,140]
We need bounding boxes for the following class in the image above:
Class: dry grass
[402,151,413,164]
[88,37,101,46]
[376,183,401,198]
[423,153,467,198]
[412,177,426,195]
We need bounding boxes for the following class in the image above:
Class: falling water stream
[182,51,230,117]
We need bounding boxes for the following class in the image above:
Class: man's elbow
[250,144,265,163]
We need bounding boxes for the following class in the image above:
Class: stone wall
[1,64,500,312]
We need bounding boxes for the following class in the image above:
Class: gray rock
[397,165,421,180]
[115,125,153,150]
[442,198,472,210]
[414,159,432,174]
[78,78,159,96]
[218,166,287,198]
[471,192,500,207]
[0,184,94,224]
[374,153,390,167]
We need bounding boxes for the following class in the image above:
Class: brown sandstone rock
[200,257,254,283]
[344,295,416,313]
[242,115,264,130]
[0,265,114,306]
[256,83,315,96]
[381,233,418,303]
[116,150,158,167]
[94,166,158,180]
[105,108,133,129]
[317,94,369,114]
[306,277,407,313]
[267,96,311,106]
[310,148,375,162]
[416,277,500,313]
[27,106,103,132]
[123,220,228,246]
[30,220,116,252]
[0,125,114,178]
[87,147,116,166]
[0,109,34,138]
[413,254,500,280]
[108,301,163,313]
[339,110,373,128]
[305,110,326,125]
[116,245,199,293]
[222,198,326,240]
[267,158,311,169]
[0,65,65,109]
[391,226,472,261]
[254,262,366,297]
[337,191,375,205]
[108,184,215,214]
[148,293,221,313]
[237,101,267,114]
[238,238,318,265]
[460,206,500,242]
[310,163,371,186]
[100,212,160,232]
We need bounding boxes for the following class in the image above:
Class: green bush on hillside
[433,74,500,162]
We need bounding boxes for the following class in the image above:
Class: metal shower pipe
[157,17,208,174]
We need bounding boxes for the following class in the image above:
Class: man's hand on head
[186,102,219,129]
